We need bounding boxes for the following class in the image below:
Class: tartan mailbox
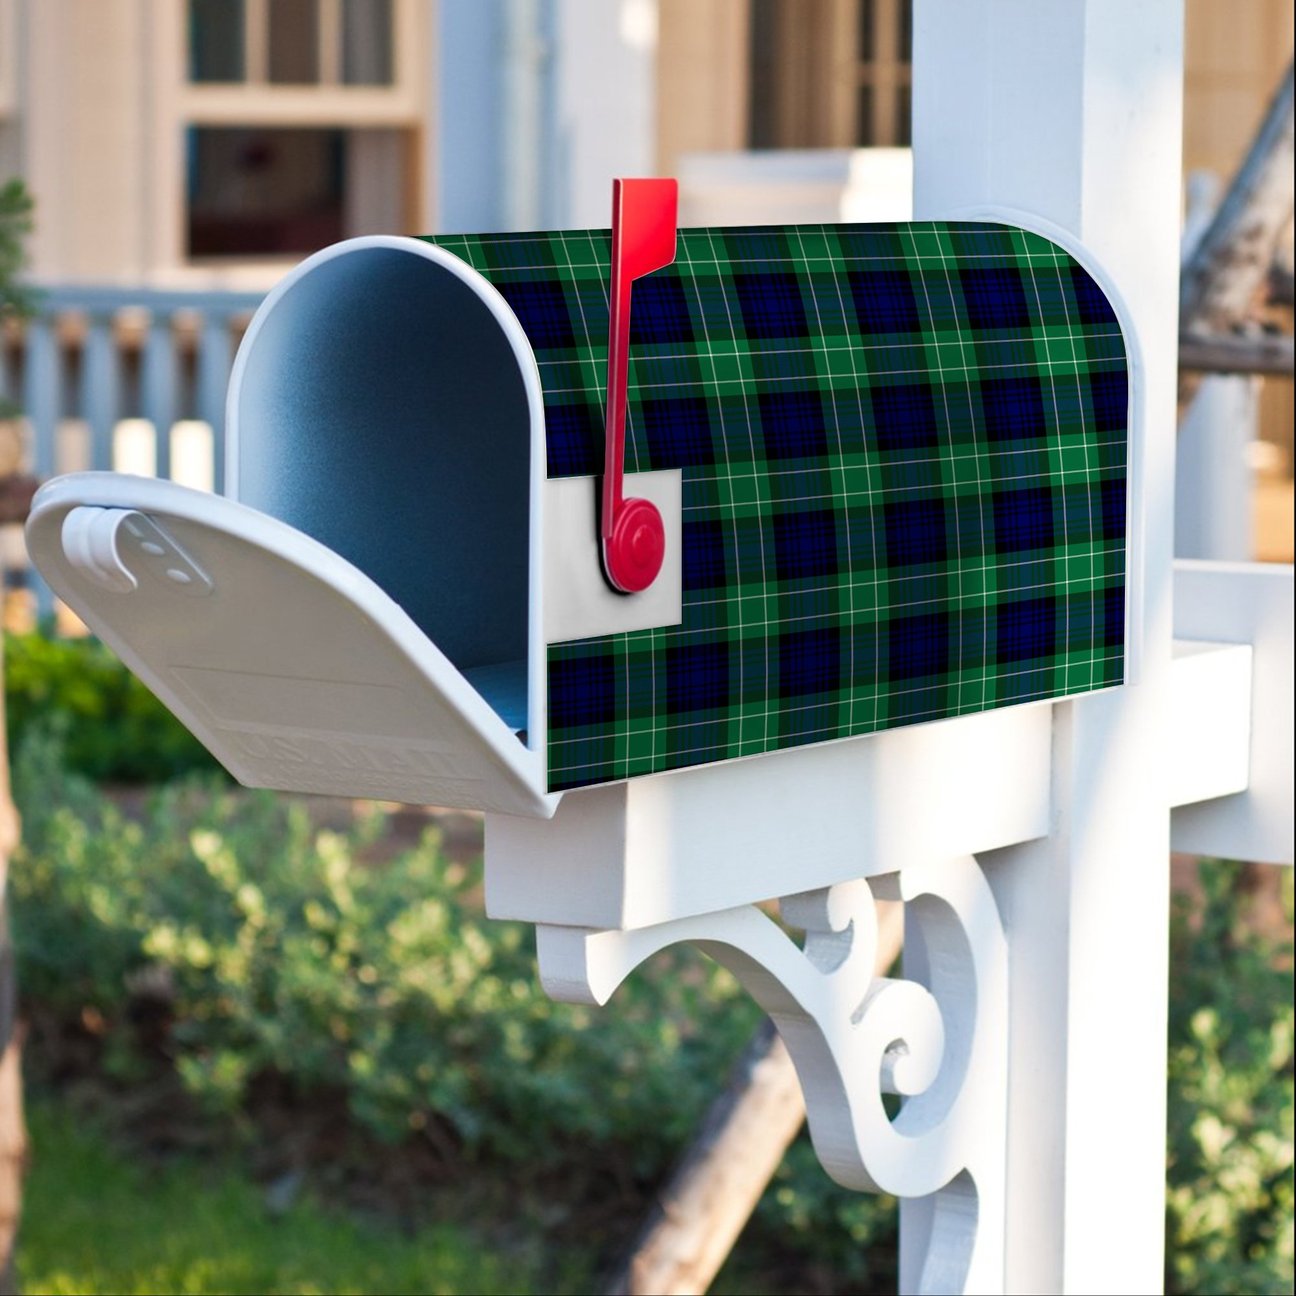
[26,181,1132,825]
[29,140,1226,1291]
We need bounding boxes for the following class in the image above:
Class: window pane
[898,0,913,61]
[857,82,874,144]
[187,127,346,257]
[858,0,875,62]
[189,0,245,82]
[895,83,911,145]
[269,0,320,84]
[342,0,394,85]
[747,0,780,148]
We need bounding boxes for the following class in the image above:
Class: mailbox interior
[228,238,544,741]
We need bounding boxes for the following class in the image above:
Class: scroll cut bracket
[535,855,1008,1296]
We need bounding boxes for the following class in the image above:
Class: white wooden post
[1175,377,1258,561]
[912,3,1184,1291]
[549,0,658,226]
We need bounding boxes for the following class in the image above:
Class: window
[749,0,913,149]
[342,0,394,85]
[187,127,345,256]
[269,0,320,85]
[187,0,395,87]
[190,0,246,82]
[186,126,411,259]
[856,0,911,145]
[167,0,422,265]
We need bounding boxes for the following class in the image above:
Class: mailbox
[27,186,1131,818]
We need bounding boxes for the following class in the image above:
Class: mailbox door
[26,473,556,818]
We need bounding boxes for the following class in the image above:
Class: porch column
[911,4,1184,1291]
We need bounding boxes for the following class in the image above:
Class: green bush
[4,631,220,783]
[11,726,759,1171]
[11,724,899,1289]
[726,1137,898,1294]
[9,724,1292,1293]
[1166,861,1294,1295]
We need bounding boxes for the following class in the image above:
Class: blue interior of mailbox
[232,245,532,733]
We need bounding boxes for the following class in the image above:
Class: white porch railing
[1,284,265,618]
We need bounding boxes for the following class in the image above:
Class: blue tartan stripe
[759,389,830,460]
[734,271,811,339]
[848,268,924,334]
[996,597,1059,664]
[885,498,948,566]
[772,508,840,580]
[981,376,1050,441]
[492,279,577,350]
[871,383,941,451]
[958,267,1032,330]
[992,487,1056,553]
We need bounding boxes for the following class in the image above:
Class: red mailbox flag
[601,177,678,593]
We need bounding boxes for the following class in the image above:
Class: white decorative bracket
[536,855,1008,1295]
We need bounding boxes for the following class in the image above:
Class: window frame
[152,0,426,277]
[748,0,913,150]
[182,0,421,123]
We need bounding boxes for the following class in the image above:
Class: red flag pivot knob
[604,495,666,593]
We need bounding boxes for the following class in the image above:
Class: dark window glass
[857,82,874,143]
[747,0,779,148]
[343,0,394,85]
[187,127,345,257]
[898,0,913,60]
[269,0,320,84]
[189,0,245,82]
[858,0,875,61]
[895,82,911,145]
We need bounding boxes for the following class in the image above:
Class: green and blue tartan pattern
[427,223,1129,793]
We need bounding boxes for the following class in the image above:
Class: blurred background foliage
[5,628,1293,1294]
[4,631,219,784]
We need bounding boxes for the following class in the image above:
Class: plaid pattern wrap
[426,223,1129,794]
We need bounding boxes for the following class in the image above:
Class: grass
[17,1101,552,1295]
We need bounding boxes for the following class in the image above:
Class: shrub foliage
[4,632,220,784]
[7,631,1293,1293]
[1166,862,1294,1295]
[12,730,757,1168]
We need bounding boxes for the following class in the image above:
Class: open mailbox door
[27,474,555,819]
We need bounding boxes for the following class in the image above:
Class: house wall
[20,0,153,283]
[1183,0,1294,177]
[435,0,657,234]
[656,0,748,176]
[433,0,509,233]
[549,0,656,227]
[656,0,1295,209]
[4,0,430,288]
[4,0,1291,272]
